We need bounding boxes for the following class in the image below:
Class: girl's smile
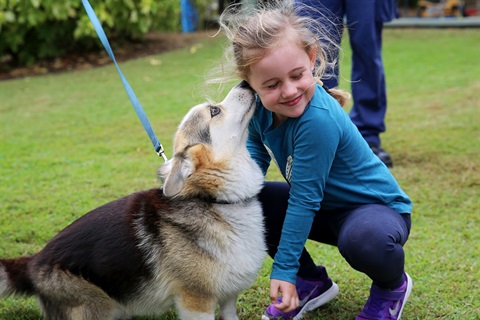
[247,41,316,126]
[282,94,302,107]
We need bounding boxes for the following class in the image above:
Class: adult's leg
[345,0,387,146]
[297,0,344,89]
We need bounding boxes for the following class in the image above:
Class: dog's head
[159,82,263,202]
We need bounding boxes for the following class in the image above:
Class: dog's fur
[0,82,266,320]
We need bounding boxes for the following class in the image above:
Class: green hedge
[0,0,181,66]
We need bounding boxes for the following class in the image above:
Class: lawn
[0,28,479,319]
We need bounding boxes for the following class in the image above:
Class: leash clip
[157,145,168,162]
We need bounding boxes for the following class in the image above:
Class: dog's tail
[0,256,35,297]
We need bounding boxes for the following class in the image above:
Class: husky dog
[0,81,266,320]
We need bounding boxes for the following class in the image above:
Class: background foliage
[0,0,181,65]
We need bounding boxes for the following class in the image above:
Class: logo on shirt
[285,155,293,183]
[263,144,293,183]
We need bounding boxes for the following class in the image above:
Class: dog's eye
[210,106,221,118]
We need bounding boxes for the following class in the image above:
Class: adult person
[298,0,398,167]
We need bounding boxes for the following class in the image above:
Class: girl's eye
[267,82,279,89]
[292,73,303,80]
[210,106,221,117]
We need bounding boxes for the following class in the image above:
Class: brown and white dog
[0,81,266,320]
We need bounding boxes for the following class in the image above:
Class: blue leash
[81,0,167,162]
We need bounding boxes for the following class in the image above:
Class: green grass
[1,28,479,319]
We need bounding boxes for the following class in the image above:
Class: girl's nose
[281,81,297,99]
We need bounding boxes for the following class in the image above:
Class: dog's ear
[158,144,211,197]
[158,159,172,183]
[159,155,193,197]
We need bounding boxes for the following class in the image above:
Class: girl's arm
[271,107,341,284]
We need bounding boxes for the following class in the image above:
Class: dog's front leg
[218,294,239,320]
[174,294,215,320]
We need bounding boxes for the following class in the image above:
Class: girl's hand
[270,279,299,312]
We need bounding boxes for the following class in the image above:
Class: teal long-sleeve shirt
[247,84,412,284]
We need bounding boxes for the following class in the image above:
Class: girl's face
[247,42,316,127]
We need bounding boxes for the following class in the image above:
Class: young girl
[213,1,413,319]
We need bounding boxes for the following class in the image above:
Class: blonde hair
[208,0,350,107]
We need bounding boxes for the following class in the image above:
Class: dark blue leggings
[259,182,411,289]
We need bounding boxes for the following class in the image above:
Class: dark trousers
[260,182,411,289]
[298,0,396,146]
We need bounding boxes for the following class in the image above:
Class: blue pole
[180,0,199,33]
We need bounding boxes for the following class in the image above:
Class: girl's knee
[337,225,406,280]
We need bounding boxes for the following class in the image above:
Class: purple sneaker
[356,273,413,320]
[261,266,339,320]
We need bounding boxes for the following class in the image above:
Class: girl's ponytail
[316,78,351,108]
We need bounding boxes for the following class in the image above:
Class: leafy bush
[0,0,181,66]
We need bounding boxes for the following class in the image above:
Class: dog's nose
[237,80,255,92]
